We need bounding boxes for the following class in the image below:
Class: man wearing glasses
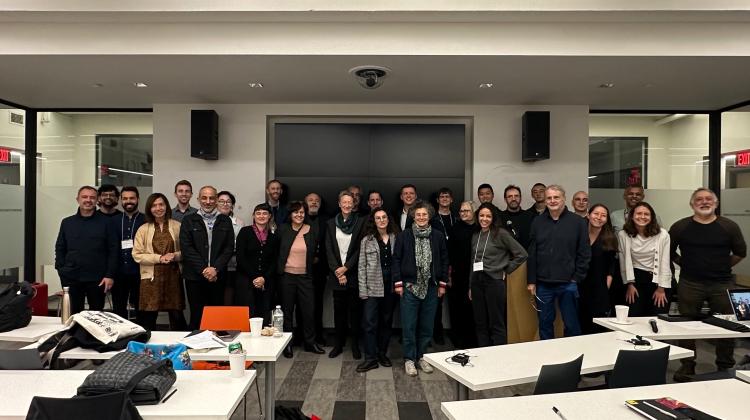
[96,184,122,217]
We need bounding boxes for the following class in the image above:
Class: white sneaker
[418,358,434,373]
[405,360,418,376]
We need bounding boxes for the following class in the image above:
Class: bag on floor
[0,281,33,333]
[274,406,315,420]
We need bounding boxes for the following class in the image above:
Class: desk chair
[0,349,44,370]
[196,306,261,417]
[533,354,584,395]
[26,391,142,420]
[608,346,670,389]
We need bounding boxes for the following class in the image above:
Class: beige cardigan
[132,219,182,280]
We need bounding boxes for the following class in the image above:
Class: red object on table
[28,282,49,316]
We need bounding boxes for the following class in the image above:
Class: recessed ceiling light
[133,82,148,88]
[248,82,264,88]
[599,83,615,88]
[479,83,494,89]
[92,83,103,88]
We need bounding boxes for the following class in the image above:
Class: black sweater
[236,226,280,284]
[527,207,591,284]
[179,212,236,282]
[55,211,119,285]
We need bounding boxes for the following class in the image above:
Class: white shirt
[335,227,352,265]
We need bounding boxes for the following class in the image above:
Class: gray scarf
[406,223,432,299]
[198,208,219,231]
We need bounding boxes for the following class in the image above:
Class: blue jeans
[536,281,581,340]
[400,283,439,361]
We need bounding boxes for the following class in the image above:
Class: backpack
[0,281,33,333]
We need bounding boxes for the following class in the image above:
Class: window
[96,134,153,187]
[589,136,647,189]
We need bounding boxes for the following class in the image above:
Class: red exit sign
[0,148,10,163]
[738,151,750,167]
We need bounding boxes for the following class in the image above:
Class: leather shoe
[283,345,293,359]
[377,354,392,367]
[356,360,379,373]
[352,346,362,360]
[305,344,326,354]
[328,346,343,358]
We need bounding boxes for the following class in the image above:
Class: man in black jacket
[179,185,236,329]
[527,185,590,340]
[394,184,417,231]
[55,186,119,314]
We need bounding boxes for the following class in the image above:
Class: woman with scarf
[236,203,279,326]
[393,200,449,377]
[326,190,366,359]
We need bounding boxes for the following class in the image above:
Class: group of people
[54,179,746,380]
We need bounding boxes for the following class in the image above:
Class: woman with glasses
[278,201,324,358]
[578,204,618,334]
[447,201,479,349]
[470,202,527,347]
[356,208,398,372]
[393,200,449,377]
[618,202,671,316]
[217,191,245,305]
[236,203,279,326]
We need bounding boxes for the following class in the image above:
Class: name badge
[121,239,134,250]
[473,261,484,272]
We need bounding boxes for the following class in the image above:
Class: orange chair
[198,306,250,332]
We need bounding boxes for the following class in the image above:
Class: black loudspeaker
[191,110,219,160]
[522,111,550,162]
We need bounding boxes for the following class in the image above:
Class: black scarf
[335,212,358,235]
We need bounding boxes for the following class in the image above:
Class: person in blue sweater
[55,185,119,314]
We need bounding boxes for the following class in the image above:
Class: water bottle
[272,305,284,337]
[60,287,71,324]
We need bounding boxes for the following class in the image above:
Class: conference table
[423,331,693,400]
[594,316,750,340]
[441,378,749,420]
[737,370,750,383]
[25,331,292,420]
[0,316,65,343]
[0,370,256,420]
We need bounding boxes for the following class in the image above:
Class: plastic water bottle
[272,305,284,337]
[60,287,71,324]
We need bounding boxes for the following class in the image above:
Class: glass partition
[0,105,25,283]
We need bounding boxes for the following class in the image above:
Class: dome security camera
[349,65,391,90]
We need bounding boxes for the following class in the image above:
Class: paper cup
[250,317,263,337]
[229,352,246,378]
[615,305,629,323]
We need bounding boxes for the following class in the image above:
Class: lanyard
[473,230,491,263]
[121,213,140,239]
[438,213,454,239]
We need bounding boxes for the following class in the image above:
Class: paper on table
[179,330,227,349]
[676,321,715,330]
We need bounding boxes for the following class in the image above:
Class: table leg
[265,361,276,420]
[455,380,469,401]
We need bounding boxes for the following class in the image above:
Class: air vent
[9,111,24,126]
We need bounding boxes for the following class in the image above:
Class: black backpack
[0,281,33,333]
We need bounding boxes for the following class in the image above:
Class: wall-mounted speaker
[191,110,219,160]
[522,111,550,162]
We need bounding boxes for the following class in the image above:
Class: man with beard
[670,188,746,381]
[55,186,118,314]
[571,191,589,218]
[305,192,328,345]
[172,179,197,222]
[500,185,535,249]
[97,184,122,217]
[527,183,547,215]
[110,186,145,320]
[348,185,370,216]
[266,179,288,226]
[180,186,236,329]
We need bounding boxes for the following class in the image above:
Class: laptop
[727,288,750,324]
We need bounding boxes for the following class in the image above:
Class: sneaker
[418,358,434,373]
[405,360,418,377]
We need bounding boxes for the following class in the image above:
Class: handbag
[0,281,33,333]
[77,351,176,405]
[126,341,192,370]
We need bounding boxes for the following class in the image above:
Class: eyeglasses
[217,200,232,205]
[530,294,543,312]
[459,209,472,213]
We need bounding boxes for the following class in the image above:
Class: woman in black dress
[446,200,478,348]
[579,203,618,334]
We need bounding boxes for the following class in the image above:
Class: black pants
[447,275,477,349]
[627,269,668,317]
[333,287,363,349]
[312,264,328,340]
[281,273,316,347]
[234,274,273,326]
[470,271,507,347]
[137,310,187,331]
[433,295,445,341]
[111,273,140,320]
[362,290,397,361]
[69,281,106,314]
[185,278,226,330]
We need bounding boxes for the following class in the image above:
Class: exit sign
[738,151,750,167]
[0,148,10,163]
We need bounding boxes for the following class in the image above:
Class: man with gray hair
[527,185,591,339]
[670,187,746,381]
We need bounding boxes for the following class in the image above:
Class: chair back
[0,349,43,370]
[26,391,142,420]
[199,306,250,332]
[608,346,670,389]
[533,354,583,395]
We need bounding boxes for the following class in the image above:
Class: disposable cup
[250,317,263,337]
[615,305,629,323]
[229,352,246,378]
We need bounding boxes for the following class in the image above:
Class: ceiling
[1,55,749,110]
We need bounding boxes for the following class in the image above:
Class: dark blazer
[277,223,318,275]
[325,216,366,290]
[269,203,289,226]
[236,226,280,285]
[179,212,236,282]
[393,207,414,232]
[393,227,449,289]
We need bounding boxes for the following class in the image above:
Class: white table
[0,370,256,420]
[594,316,750,339]
[442,378,749,420]
[423,332,693,400]
[25,331,291,420]
[0,316,64,343]
[737,370,750,383]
